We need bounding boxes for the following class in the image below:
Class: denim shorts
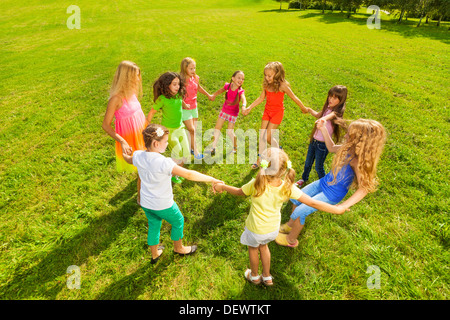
[290,179,337,225]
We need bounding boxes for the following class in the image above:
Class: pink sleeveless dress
[114,95,146,172]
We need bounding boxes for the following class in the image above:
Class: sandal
[261,274,274,286]
[279,223,292,234]
[251,154,261,169]
[275,233,298,248]
[244,269,261,285]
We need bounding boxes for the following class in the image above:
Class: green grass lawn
[0,0,449,300]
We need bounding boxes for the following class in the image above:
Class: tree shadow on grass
[0,179,140,299]
[298,11,450,44]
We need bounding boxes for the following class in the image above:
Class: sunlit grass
[0,0,448,299]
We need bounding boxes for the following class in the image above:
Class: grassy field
[0,0,449,300]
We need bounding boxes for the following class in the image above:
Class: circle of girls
[102,58,387,287]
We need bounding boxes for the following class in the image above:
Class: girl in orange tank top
[243,61,310,169]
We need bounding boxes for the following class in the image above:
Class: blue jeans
[301,139,329,182]
[290,179,337,225]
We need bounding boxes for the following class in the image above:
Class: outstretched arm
[214,183,246,196]
[281,83,308,113]
[198,84,213,100]
[172,165,222,185]
[243,90,266,116]
[297,193,349,215]
[211,87,226,101]
[146,108,158,125]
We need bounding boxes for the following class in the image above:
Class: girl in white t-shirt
[213,148,347,286]
[123,123,222,264]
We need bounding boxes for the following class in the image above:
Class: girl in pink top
[209,70,247,155]
[296,85,347,187]
[180,57,213,159]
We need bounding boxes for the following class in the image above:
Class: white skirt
[240,227,279,248]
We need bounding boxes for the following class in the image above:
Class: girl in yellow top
[214,148,347,286]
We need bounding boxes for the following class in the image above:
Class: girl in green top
[147,72,191,184]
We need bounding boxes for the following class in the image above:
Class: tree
[430,0,450,26]
[416,0,433,27]
[273,0,290,10]
[338,0,364,18]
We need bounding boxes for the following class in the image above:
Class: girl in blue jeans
[297,85,347,187]
[276,118,386,247]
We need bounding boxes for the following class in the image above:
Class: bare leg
[184,118,198,154]
[287,217,304,244]
[173,239,193,254]
[212,117,226,149]
[259,244,271,278]
[149,244,163,259]
[248,246,260,277]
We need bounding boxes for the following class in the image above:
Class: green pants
[142,202,184,246]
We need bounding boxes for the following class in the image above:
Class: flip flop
[279,223,292,234]
[275,233,298,248]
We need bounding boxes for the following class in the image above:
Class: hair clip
[286,160,292,170]
[260,159,269,169]
[156,127,165,137]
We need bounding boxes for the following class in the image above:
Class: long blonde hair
[330,119,386,193]
[254,148,296,200]
[180,57,196,84]
[263,61,288,92]
[109,60,142,99]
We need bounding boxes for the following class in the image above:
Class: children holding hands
[242,62,309,169]
[209,70,247,154]
[180,57,213,159]
[122,124,223,264]
[277,118,387,247]
[297,85,348,187]
[213,148,348,286]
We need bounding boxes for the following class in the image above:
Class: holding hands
[315,117,327,129]
[121,141,133,156]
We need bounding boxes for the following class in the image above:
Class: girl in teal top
[147,72,191,183]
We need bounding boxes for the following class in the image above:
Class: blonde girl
[276,118,387,247]
[102,60,146,203]
[209,70,246,154]
[180,57,213,159]
[147,72,190,184]
[297,85,348,187]
[243,61,309,169]
[214,148,347,286]
[122,124,222,263]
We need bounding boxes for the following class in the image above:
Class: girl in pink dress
[102,61,146,202]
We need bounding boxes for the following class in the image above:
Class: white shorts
[240,227,279,248]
